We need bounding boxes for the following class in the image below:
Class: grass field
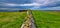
[32,10,60,28]
[0,12,27,28]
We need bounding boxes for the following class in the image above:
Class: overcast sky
[0,0,60,10]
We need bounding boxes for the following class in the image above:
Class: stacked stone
[21,10,36,28]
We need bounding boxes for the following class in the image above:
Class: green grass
[32,10,60,28]
[0,12,27,28]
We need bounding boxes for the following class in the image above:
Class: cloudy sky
[0,0,60,10]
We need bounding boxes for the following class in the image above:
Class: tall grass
[0,12,27,28]
[32,10,60,28]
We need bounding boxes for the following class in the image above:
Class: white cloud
[0,3,41,6]
[0,0,60,10]
[0,0,60,7]
[20,3,41,6]
[30,0,60,9]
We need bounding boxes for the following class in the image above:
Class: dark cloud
[0,0,32,4]
[0,0,60,9]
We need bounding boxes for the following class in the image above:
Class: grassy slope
[0,12,26,28]
[32,10,60,28]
